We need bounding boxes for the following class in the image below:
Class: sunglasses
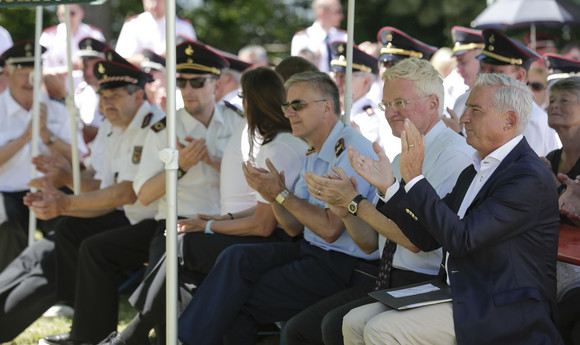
[281,99,327,113]
[176,77,217,89]
[529,82,546,92]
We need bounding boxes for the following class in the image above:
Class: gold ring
[408,144,415,147]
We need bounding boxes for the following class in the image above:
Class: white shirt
[254,132,308,204]
[74,81,102,127]
[381,121,474,275]
[100,102,164,224]
[40,22,104,69]
[442,69,468,117]
[115,11,196,58]
[291,21,347,73]
[0,90,87,192]
[88,118,111,180]
[133,104,243,220]
[525,102,560,157]
[350,95,382,147]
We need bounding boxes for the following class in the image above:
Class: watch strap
[275,189,290,204]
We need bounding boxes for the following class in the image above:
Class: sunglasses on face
[176,77,217,89]
[529,82,547,92]
[281,99,327,113]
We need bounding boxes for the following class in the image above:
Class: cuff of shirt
[404,175,425,193]
[377,180,400,203]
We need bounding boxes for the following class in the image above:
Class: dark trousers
[558,287,580,345]
[0,191,60,272]
[54,211,130,303]
[70,218,160,343]
[128,230,291,328]
[0,235,57,343]
[283,267,438,345]
[177,240,378,345]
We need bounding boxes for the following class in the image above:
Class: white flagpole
[343,0,355,124]
[161,0,179,344]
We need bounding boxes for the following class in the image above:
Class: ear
[516,67,527,83]
[428,94,439,112]
[504,110,518,131]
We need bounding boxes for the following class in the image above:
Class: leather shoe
[40,332,92,345]
[97,332,126,345]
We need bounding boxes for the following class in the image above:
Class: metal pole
[163,0,179,344]
[28,6,44,246]
[64,5,81,195]
[343,0,355,124]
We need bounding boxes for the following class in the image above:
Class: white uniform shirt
[115,11,196,58]
[0,26,13,55]
[220,121,257,215]
[350,95,382,146]
[74,81,102,127]
[0,90,87,192]
[133,104,243,220]
[100,102,164,224]
[89,118,111,180]
[525,102,560,157]
[40,22,104,73]
[291,21,347,73]
[381,121,474,275]
[254,132,308,204]
[442,69,468,117]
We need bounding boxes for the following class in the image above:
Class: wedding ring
[408,144,415,147]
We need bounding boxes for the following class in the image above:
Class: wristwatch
[275,188,290,205]
[348,194,366,216]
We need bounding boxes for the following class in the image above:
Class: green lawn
[3,297,155,345]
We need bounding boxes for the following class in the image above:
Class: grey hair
[285,71,341,117]
[382,57,445,115]
[547,76,580,102]
[474,73,532,135]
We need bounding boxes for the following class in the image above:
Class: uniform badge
[363,105,375,116]
[335,138,345,158]
[405,208,418,221]
[132,146,143,164]
[306,146,316,156]
[151,117,166,132]
[141,113,153,128]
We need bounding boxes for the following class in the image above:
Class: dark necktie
[374,239,397,290]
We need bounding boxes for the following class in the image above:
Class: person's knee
[282,315,301,343]
[342,308,364,339]
[322,309,344,345]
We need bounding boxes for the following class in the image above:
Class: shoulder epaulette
[335,138,345,157]
[363,105,375,116]
[306,146,316,156]
[151,117,166,132]
[223,100,244,117]
[141,113,153,128]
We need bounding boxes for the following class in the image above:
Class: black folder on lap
[368,279,452,310]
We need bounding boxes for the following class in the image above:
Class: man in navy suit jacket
[347,73,562,344]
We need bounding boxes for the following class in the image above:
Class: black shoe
[97,332,127,345]
[41,332,92,345]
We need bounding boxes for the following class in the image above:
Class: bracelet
[227,212,234,220]
[204,220,215,234]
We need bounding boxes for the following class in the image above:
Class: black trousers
[69,218,161,343]
[0,235,57,343]
[283,268,438,345]
[558,287,580,345]
[54,210,130,303]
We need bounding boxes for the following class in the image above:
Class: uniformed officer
[477,28,559,156]
[0,40,86,271]
[211,48,252,113]
[75,37,109,146]
[2,51,161,344]
[291,0,347,72]
[443,26,484,133]
[43,41,243,345]
[544,53,580,85]
[115,0,196,65]
[328,40,398,159]
[141,49,167,110]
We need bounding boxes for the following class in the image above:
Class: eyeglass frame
[176,76,218,89]
[378,96,430,112]
[281,99,327,113]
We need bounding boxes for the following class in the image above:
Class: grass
[3,297,154,345]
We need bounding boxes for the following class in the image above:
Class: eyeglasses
[176,77,217,89]
[378,96,429,112]
[281,99,327,113]
[529,82,546,92]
